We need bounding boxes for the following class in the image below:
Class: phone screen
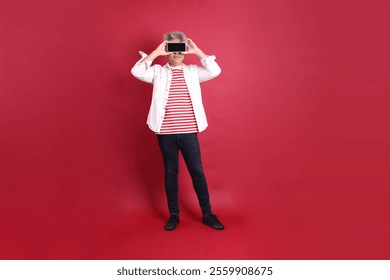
[167,43,186,52]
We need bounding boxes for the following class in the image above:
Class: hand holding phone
[153,41,170,56]
[183,38,207,59]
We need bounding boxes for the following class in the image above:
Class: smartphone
[166,42,186,52]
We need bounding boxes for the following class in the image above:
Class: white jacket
[131,51,221,133]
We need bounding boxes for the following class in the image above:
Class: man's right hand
[141,41,169,63]
[154,41,170,56]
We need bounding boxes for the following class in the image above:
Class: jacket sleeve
[197,55,222,83]
[130,51,155,84]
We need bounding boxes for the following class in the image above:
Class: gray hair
[163,31,187,42]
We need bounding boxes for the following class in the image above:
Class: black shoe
[202,213,224,230]
[164,215,180,231]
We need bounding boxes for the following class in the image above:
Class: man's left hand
[184,38,207,59]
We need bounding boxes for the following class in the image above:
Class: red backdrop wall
[1,0,390,259]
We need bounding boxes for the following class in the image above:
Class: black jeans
[157,133,212,216]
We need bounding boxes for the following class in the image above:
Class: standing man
[131,31,224,231]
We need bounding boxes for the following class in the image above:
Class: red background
[1,0,390,259]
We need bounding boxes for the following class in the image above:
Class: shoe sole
[164,221,179,231]
[202,221,224,230]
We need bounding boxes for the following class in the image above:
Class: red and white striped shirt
[159,67,198,134]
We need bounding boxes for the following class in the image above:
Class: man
[131,31,224,231]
